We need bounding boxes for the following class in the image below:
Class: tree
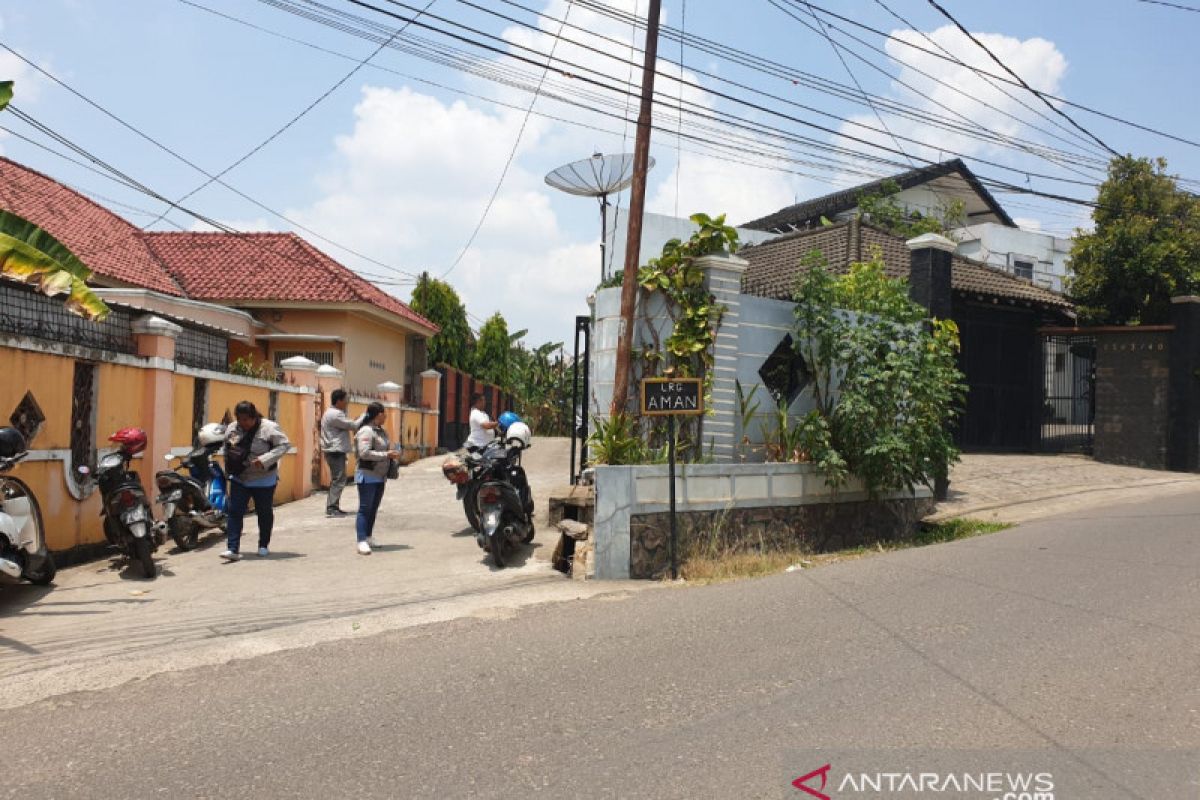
[408,272,473,370]
[790,250,965,495]
[1069,155,1200,325]
[855,179,965,239]
[0,82,110,321]
[474,312,511,389]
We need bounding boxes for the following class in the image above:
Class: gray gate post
[1168,296,1200,472]
[697,252,750,463]
[906,233,956,500]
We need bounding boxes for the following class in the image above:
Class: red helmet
[109,427,147,456]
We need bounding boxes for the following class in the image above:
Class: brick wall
[1094,331,1171,468]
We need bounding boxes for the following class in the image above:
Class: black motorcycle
[451,440,506,532]
[85,439,165,579]
[155,442,227,551]
[474,443,534,568]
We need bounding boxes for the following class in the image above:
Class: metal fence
[0,280,136,354]
[1040,334,1096,454]
[175,325,229,372]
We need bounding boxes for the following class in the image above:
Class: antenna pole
[611,0,662,417]
[599,194,608,283]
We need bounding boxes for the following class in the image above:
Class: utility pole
[610,0,663,417]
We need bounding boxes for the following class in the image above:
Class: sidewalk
[931,453,1200,524]
[0,438,638,709]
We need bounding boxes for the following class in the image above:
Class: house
[0,157,437,402]
[739,218,1074,452]
[142,232,436,400]
[740,158,1074,292]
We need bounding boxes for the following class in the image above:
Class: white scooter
[0,428,56,585]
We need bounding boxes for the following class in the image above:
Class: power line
[0,40,421,280]
[145,0,439,234]
[440,0,575,277]
[923,0,1118,157]
[1137,0,1200,11]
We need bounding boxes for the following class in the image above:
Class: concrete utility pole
[610,0,663,416]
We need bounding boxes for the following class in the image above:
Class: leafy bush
[586,412,648,466]
[791,250,965,495]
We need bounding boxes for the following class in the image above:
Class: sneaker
[366,537,380,548]
[257,547,269,558]
[357,541,372,555]
[326,509,348,518]
[220,550,241,562]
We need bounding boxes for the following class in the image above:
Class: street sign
[640,377,703,417]
[639,377,704,580]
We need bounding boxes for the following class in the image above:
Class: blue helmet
[497,411,521,433]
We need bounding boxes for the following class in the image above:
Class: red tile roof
[0,157,184,295]
[142,231,437,333]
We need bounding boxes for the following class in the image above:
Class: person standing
[320,389,359,518]
[221,400,290,561]
[354,401,401,555]
[465,392,498,452]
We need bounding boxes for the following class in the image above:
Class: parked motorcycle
[473,422,535,568]
[444,440,504,532]
[155,422,227,551]
[0,427,56,585]
[84,427,165,579]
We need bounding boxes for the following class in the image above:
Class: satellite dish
[545,153,656,282]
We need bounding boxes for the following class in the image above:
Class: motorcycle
[155,423,227,551]
[444,440,505,533]
[84,428,165,579]
[0,427,56,585]
[473,422,535,568]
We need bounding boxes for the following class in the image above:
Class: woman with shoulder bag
[354,402,401,555]
[221,400,290,561]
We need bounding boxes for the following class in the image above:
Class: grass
[677,517,1013,585]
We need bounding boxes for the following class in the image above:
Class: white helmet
[197,422,227,446]
[505,421,532,450]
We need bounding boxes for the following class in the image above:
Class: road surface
[4,488,1197,798]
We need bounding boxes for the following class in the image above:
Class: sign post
[641,378,704,579]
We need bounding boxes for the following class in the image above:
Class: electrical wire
[440,0,575,278]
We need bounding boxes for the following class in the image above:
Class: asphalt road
[5,491,1199,799]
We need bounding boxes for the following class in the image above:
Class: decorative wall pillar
[420,369,442,455]
[377,380,403,450]
[280,356,319,498]
[132,315,181,497]
[907,234,956,500]
[1168,295,1200,472]
[697,252,750,463]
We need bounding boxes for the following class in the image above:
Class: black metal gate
[1039,333,1096,454]
[569,315,590,484]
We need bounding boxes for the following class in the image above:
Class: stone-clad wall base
[629,497,935,579]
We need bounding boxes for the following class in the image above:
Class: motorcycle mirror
[77,465,90,476]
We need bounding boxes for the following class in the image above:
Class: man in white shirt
[465,392,498,451]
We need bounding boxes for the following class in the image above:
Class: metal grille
[192,378,209,442]
[0,280,136,353]
[71,362,97,472]
[175,326,229,372]
[273,350,335,367]
[1040,334,1095,454]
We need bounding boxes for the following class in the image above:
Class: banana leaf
[0,82,12,113]
[0,210,110,320]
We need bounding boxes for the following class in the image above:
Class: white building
[952,222,1073,293]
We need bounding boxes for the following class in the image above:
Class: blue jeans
[356,481,386,542]
[226,481,276,553]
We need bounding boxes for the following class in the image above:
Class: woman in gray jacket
[354,402,401,555]
[221,400,290,561]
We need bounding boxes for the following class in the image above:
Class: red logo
[792,763,832,799]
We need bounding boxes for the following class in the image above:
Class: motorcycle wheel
[521,519,535,544]
[488,532,506,568]
[168,516,198,551]
[25,553,56,586]
[133,537,156,579]
[462,493,480,532]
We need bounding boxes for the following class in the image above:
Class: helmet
[505,421,532,450]
[109,427,147,456]
[0,427,26,459]
[497,411,521,434]
[197,422,226,447]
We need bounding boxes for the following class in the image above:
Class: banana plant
[0,81,109,320]
[0,209,110,320]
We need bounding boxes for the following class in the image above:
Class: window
[192,378,209,442]
[9,391,46,445]
[273,350,335,367]
[268,390,279,421]
[758,334,812,406]
[1009,254,1035,281]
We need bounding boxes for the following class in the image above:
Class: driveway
[0,437,627,708]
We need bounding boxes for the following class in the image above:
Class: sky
[0,0,1197,349]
